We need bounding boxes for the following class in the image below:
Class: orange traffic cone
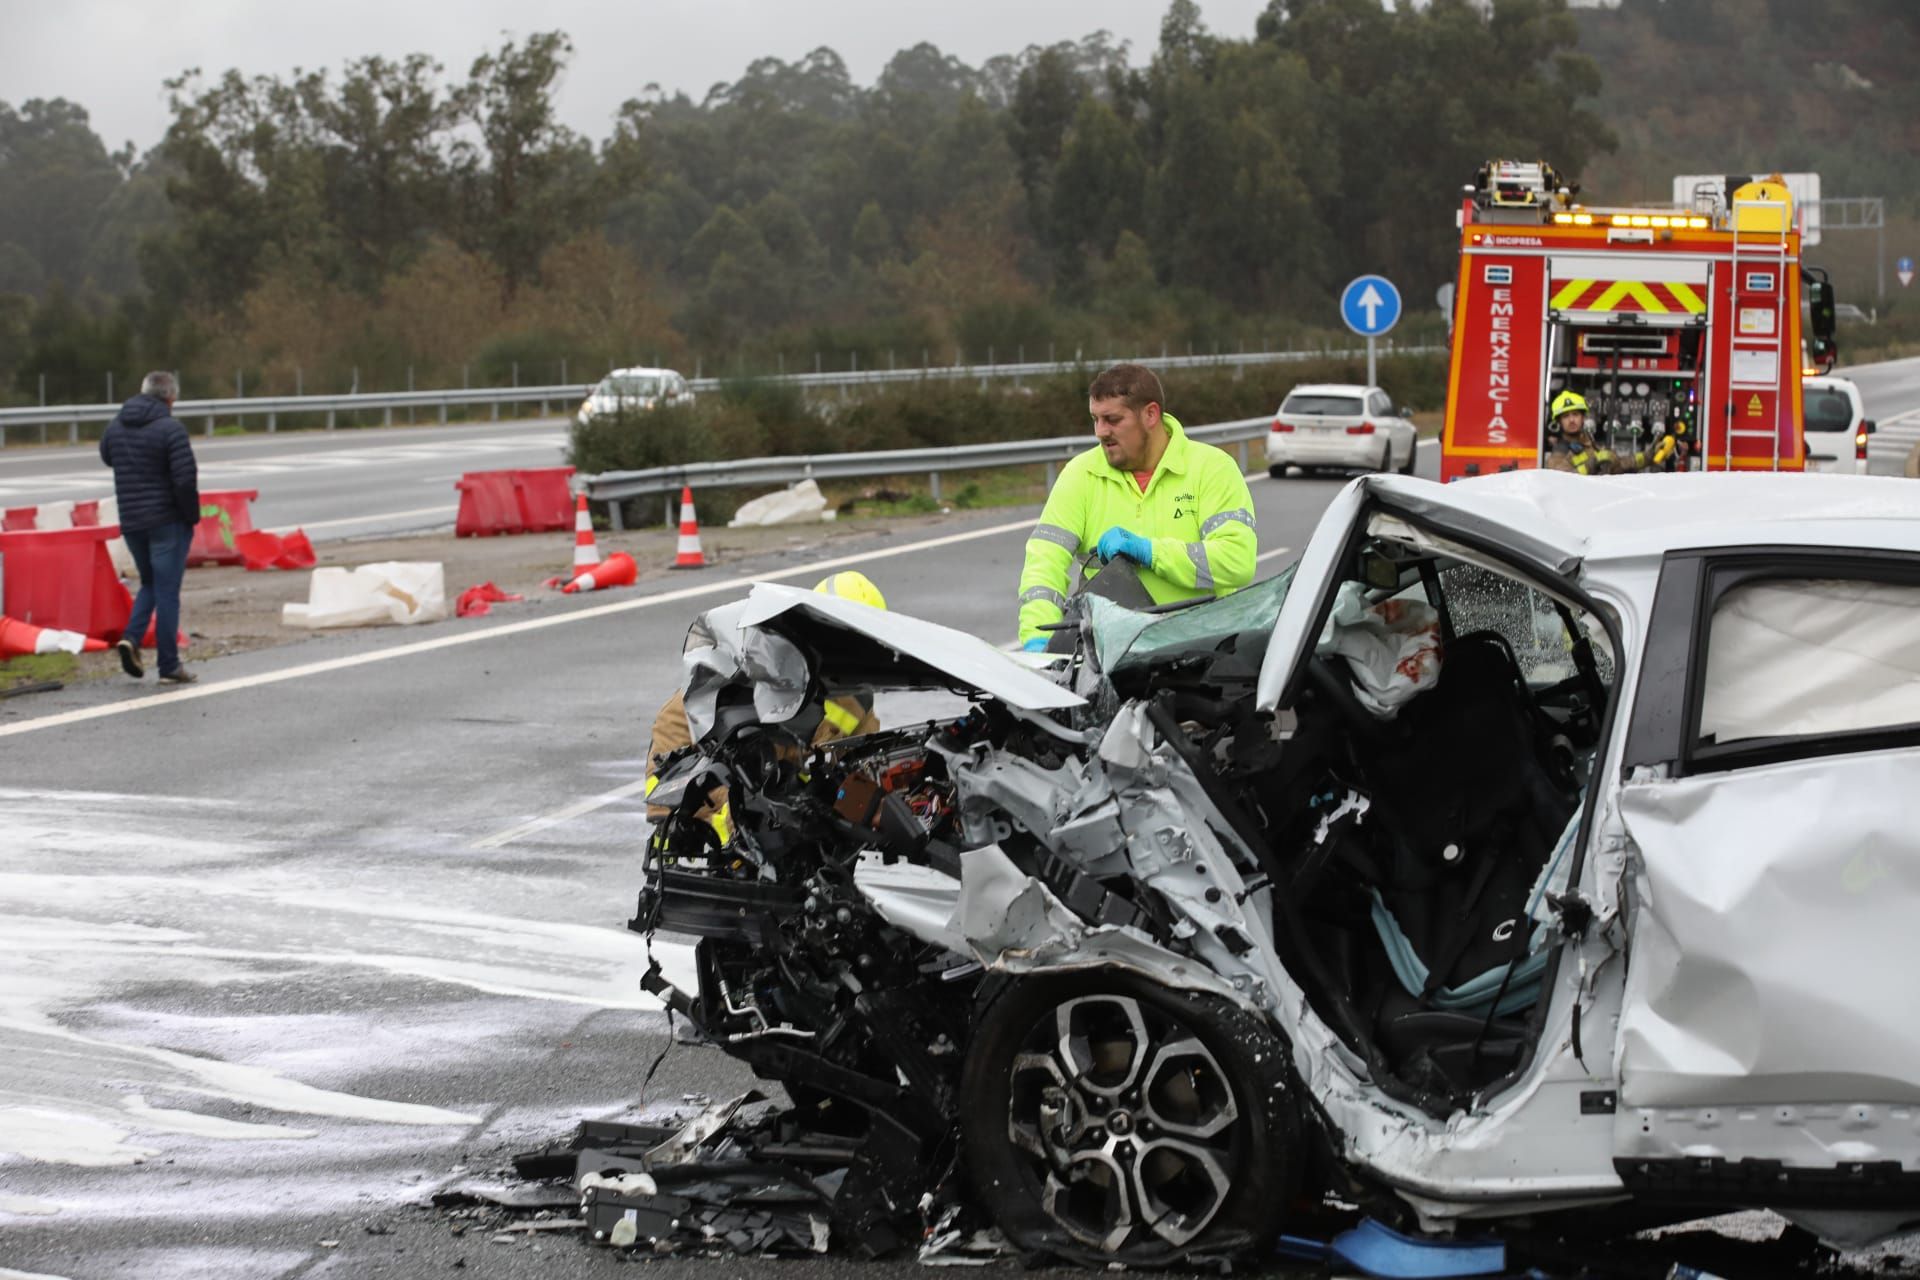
[0,614,109,660]
[570,493,601,574]
[562,551,638,594]
[672,486,706,570]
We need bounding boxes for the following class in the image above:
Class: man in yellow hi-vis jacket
[1018,363,1257,649]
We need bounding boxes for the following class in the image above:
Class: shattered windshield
[1091,567,1296,673]
[1436,561,1615,686]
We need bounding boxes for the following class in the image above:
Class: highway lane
[0,453,1358,1279]
[1844,353,1920,474]
[0,418,571,540]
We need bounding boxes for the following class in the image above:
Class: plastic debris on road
[727,479,829,528]
[455,582,524,618]
[282,562,447,629]
[1278,1217,1506,1277]
[234,528,317,572]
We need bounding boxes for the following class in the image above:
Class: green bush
[567,352,1451,524]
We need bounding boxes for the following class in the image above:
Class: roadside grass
[825,466,1054,519]
[0,651,77,693]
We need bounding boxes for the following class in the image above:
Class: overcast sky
[1,0,1271,154]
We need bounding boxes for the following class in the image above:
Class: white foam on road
[0,787,694,1172]
[0,1195,62,1217]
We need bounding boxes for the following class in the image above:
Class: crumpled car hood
[683,583,1083,742]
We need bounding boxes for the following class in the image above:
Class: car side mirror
[1804,269,1837,348]
[1397,406,1414,420]
[1864,420,1877,434]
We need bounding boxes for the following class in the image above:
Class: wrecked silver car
[630,470,1920,1265]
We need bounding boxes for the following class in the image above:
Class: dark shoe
[115,639,144,678]
[158,668,198,685]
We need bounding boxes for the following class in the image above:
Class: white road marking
[471,777,654,851]
[1255,545,1293,563]
[0,516,1041,739]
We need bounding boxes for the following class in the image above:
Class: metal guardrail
[0,345,1440,446]
[582,417,1275,529]
[0,383,596,444]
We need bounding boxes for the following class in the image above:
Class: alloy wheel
[1004,994,1242,1251]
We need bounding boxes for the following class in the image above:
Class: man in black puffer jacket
[99,371,200,683]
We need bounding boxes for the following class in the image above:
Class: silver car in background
[1267,383,1419,477]
[576,366,695,426]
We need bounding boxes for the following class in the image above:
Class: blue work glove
[1021,636,1050,652]
[1095,527,1153,568]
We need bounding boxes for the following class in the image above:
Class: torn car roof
[1369,471,1920,570]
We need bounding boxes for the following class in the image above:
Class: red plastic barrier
[137,614,190,653]
[3,507,37,532]
[187,489,261,567]
[71,500,102,527]
[511,467,577,533]
[0,525,132,642]
[455,471,523,537]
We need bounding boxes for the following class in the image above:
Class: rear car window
[1281,395,1364,417]
[1700,577,1920,744]
[1803,388,1855,432]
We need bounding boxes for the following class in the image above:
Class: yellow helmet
[1550,390,1589,421]
[814,571,886,610]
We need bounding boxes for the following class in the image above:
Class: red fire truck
[1440,161,1837,482]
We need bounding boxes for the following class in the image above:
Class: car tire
[1399,434,1418,475]
[961,972,1303,1265]
[1372,441,1392,474]
[1268,464,1289,479]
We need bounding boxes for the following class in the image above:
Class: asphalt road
[1845,354,1920,473]
[0,418,571,541]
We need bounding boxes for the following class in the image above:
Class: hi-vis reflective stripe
[822,699,861,735]
[1549,279,1706,315]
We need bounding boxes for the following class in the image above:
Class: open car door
[1257,475,1587,713]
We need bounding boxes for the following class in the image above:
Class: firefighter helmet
[814,571,886,610]
[1550,390,1590,422]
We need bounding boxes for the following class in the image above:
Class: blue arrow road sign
[1899,256,1914,288]
[1341,274,1402,337]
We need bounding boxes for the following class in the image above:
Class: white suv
[1802,374,1872,474]
[645,471,1920,1266]
[1267,384,1418,477]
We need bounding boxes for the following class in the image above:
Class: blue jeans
[123,522,191,675]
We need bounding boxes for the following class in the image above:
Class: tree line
[1,0,1912,407]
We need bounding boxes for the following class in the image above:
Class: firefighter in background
[646,571,886,843]
[1543,390,1645,475]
